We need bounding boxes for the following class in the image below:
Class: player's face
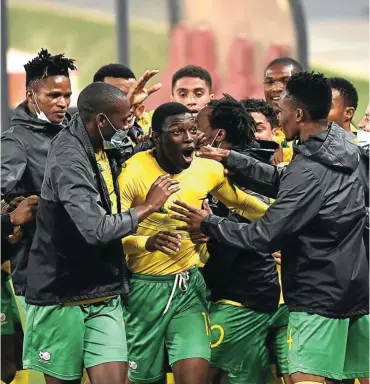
[264,63,298,114]
[327,89,347,128]
[27,76,72,123]
[156,112,198,172]
[250,112,275,141]
[103,77,137,94]
[171,77,213,117]
[278,92,299,141]
[98,98,132,140]
[196,106,220,146]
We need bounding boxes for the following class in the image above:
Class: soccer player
[195,95,280,384]
[1,48,76,300]
[326,77,369,258]
[172,72,369,383]
[23,78,178,384]
[1,196,39,384]
[264,57,303,163]
[171,65,214,117]
[241,98,290,382]
[94,63,154,135]
[327,77,359,137]
[118,102,268,384]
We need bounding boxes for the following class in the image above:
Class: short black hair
[93,64,136,82]
[77,82,126,122]
[208,94,255,148]
[265,57,303,74]
[241,98,278,129]
[286,71,332,121]
[172,65,212,92]
[328,77,358,110]
[152,102,191,133]
[24,48,76,88]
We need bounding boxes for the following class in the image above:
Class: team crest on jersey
[0,313,6,322]
[211,196,219,205]
[38,351,51,363]
[128,360,138,372]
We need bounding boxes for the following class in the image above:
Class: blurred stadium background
[1,1,369,382]
[3,0,369,124]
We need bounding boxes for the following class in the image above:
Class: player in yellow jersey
[263,57,303,164]
[118,102,268,384]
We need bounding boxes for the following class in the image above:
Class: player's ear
[345,107,355,122]
[210,94,215,100]
[296,108,303,123]
[218,129,226,142]
[152,131,160,146]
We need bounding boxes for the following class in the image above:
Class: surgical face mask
[98,113,128,150]
[31,91,64,125]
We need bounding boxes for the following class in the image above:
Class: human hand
[145,175,180,212]
[169,199,213,233]
[10,195,39,226]
[145,231,182,255]
[128,70,162,107]
[195,146,230,162]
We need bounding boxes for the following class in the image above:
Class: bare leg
[359,379,370,384]
[173,358,209,384]
[44,374,80,384]
[208,367,222,384]
[87,362,127,384]
[283,373,294,384]
[291,372,324,384]
[1,335,16,384]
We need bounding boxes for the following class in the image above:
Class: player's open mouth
[272,96,280,102]
[182,148,194,163]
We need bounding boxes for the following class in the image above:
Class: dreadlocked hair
[241,98,278,129]
[208,93,256,148]
[24,48,76,88]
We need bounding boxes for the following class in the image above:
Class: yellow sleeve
[197,244,210,267]
[118,167,149,255]
[210,166,268,222]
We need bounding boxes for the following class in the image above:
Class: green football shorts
[23,297,127,380]
[1,279,16,335]
[268,304,290,374]
[209,302,273,384]
[123,267,211,383]
[288,311,370,380]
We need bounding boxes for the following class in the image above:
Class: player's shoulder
[125,149,152,165]
[192,156,224,174]
[121,149,154,175]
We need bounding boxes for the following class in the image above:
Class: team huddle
[1,48,369,384]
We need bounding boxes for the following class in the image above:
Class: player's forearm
[225,151,283,198]
[91,208,139,245]
[200,215,263,253]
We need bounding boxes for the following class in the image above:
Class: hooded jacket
[1,101,70,295]
[203,140,280,312]
[26,114,137,305]
[201,123,369,318]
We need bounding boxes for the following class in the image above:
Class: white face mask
[98,113,129,150]
[31,91,64,125]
